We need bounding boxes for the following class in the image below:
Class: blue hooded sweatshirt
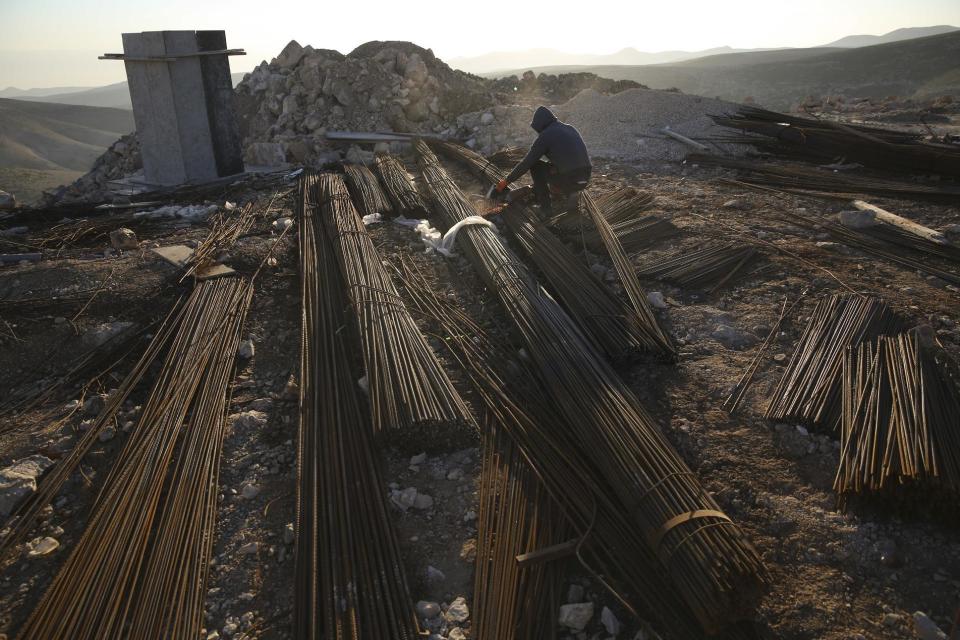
[505,106,592,183]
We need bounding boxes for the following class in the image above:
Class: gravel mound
[555,88,746,161]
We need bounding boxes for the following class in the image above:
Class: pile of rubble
[42,134,141,205]
[235,40,495,166]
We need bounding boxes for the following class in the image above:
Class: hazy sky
[1,0,958,88]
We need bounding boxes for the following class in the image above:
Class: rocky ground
[1,140,958,639]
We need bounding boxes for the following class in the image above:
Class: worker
[495,105,592,216]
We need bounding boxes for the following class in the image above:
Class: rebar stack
[711,105,960,178]
[550,186,655,233]
[417,140,766,633]
[344,163,394,216]
[427,139,673,357]
[503,204,672,360]
[315,172,471,433]
[766,294,902,432]
[786,210,960,286]
[636,242,761,293]
[17,277,252,639]
[398,258,760,640]
[474,417,566,640]
[836,331,960,509]
[374,153,428,216]
[296,172,421,639]
[688,153,960,202]
[580,192,675,356]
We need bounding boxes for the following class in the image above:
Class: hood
[530,106,557,133]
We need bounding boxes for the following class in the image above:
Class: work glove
[495,179,509,193]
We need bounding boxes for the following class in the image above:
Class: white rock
[416,600,440,619]
[237,339,255,359]
[558,602,594,631]
[0,455,54,517]
[913,611,948,640]
[283,522,295,545]
[239,541,258,554]
[391,486,418,510]
[273,40,306,68]
[601,606,621,636]
[272,217,293,232]
[241,483,260,499]
[480,112,495,125]
[109,227,138,250]
[229,410,268,430]
[244,142,287,167]
[647,291,668,309]
[409,452,427,465]
[445,596,469,623]
[448,628,466,640]
[413,493,434,510]
[26,536,60,557]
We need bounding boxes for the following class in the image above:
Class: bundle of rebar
[398,257,760,639]
[427,140,673,357]
[688,153,960,202]
[473,416,566,640]
[786,210,960,286]
[487,145,526,171]
[314,172,471,433]
[417,140,765,633]
[550,186,655,233]
[711,105,960,178]
[580,192,675,355]
[344,163,394,216]
[374,153,428,216]
[296,172,421,638]
[836,331,960,509]
[503,203,672,360]
[17,276,252,639]
[765,294,902,432]
[636,242,761,293]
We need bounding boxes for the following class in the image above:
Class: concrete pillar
[120,30,244,186]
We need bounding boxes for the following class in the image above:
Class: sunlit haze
[1,0,959,87]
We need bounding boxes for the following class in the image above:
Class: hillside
[823,24,957,47]
[19,72,247,110]
[491,31,960,108]
[0,98,134,202]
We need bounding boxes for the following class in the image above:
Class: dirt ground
[0,145,958,640]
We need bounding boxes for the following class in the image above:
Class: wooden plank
[852,200,948,246]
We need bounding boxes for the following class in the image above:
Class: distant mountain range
[821,24,958,47]
[491,30,960,109]
[0,72,247,110]
[451,25,958,75]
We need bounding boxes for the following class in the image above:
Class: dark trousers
[529,160,592,214]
